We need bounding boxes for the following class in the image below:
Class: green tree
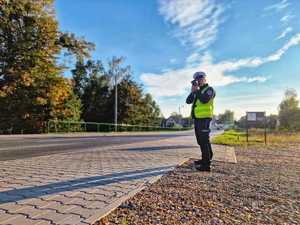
[278,89,300,131]
[141,93,161,125]
[113,77,160,125]
[72,59,110,122]
[266,114,278,130]
[218,110,234,124]
[0,0,93,133]
[236,116,246,129]
[71,57,161,126]
[72,57,88,99]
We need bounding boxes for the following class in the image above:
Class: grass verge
[212,129,300,146]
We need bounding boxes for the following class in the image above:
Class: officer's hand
[192,85,198,93]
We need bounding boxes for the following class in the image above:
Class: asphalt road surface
[0,131,199,161]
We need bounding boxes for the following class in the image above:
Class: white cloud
[264,0,289,12]
[186,53,200,64]
[280,14,294,23]
[276,27,293,40]
[240,76,269,83]
[141,34,300,98]
[158,0,224,50]
[267,33,300,61]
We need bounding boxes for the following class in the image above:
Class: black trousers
[194,118,213,167]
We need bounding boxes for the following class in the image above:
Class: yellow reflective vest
[193,86,214,119]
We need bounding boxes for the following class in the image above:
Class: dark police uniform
[186,83,215,171]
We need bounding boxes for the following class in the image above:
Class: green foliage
[57,32,95,60]
[71,57,162,126]
[278,89,300,131]
[0,1,162,133]
[212,130,247,146]
[218,110,234,124]
[0,0,91,133]
[212,129,300,146]
[266,114,278,130]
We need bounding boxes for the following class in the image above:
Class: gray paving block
[17,198,50,208]
[0,211,20,223]
[61,205,98,219]
[31,211,66,223]
[55,214,84,225]
[0,202,25,212]
[2,214,51,225]
[8,205,53,218]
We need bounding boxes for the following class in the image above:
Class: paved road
[0,131,193,161]
[0,130,234,225]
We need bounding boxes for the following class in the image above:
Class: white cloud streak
[185,52,202,64]
[280,14,294,23]
[158,0,224,50]
[276,27,293,40]
[141,34,300,97]
[264,0,289,12]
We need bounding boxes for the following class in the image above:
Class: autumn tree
[0,0,94,133]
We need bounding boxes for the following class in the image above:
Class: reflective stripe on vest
[193,86,214,118]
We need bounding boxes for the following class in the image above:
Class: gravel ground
[97,144,300,225]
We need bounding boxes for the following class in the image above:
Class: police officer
[186,71,215,171]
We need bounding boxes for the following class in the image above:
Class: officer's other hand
[192,84,198,93]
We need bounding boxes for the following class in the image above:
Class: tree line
[218,89,300,131]
[0,0,161,133]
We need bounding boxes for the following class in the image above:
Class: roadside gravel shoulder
[97,144,300,225]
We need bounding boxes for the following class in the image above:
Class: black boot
[195,164,211,172]
[194,159,203,166]
[195,159,211,172]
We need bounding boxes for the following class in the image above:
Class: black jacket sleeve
[196,87,215,104]
[186,92,195,104]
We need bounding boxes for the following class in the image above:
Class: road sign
[247,112,265,122]
[247,112,256,121]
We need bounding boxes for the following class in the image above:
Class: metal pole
[114,73,118,132]
[55,121,57,133]
[47,121,50,133]
[246,113,249,143]
[264,112,267,145]
[179,105,184,115]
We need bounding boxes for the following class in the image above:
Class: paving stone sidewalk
[0,134,236,225]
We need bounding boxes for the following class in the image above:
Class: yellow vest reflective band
[193,86,214,118]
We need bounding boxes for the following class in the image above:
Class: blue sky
[55,0,300,119]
